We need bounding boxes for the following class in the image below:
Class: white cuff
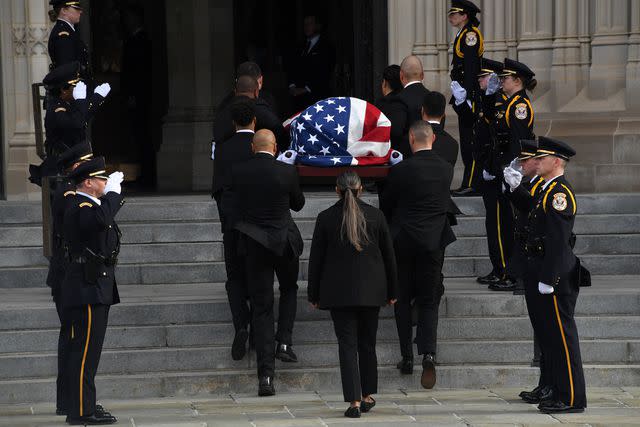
[538,282,554,294]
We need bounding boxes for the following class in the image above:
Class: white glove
[508,158,523,174]
[538,282,554,294]
[503,167,523,191]
[72,81,87,100]
[211,140,216,160]
[389,150,403,165]
[104,171,124,195]
[450,81,467,106]
[94,83,111,98]
[482,169,496,181]
[277,150,297,165]
[486,73,501,95]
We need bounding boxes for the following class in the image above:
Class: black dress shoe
[344,406,361,418]
[538,400,584,413]
[231,328,249,361]
[476,272,501,285]
[275,343,298,362]
[360,397,376,413]
[258,376,275,396]
[396,357,413,374]
[66,413,117,425]
[519,385,542,400]
[421,354,437,389]
[522,385,554,404]
[489,280,516,291]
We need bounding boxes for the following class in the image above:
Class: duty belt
[523,241,544,257]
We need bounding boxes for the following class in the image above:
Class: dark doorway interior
[87,0,167,190]
[233,0,388,119]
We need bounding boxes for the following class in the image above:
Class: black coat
[44,94,105,155]
[288,35,335,102]
[211,131,254,197]
[307,199,397,309]
[431,122,459,167]
[61,192,124,308]
[380,150,456,252]
[375,91,408,157]
[213,95,286,152]
[450,23,483,98]
[48,20,90,78]
[46,179,76,295]
[228,153,305,257]
[394,82,430,157]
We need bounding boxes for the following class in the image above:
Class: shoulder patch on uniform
[465,31,478,46]
[514,102,528,120]
[552,193,568,211]
[54,107,67,113]
[79,202,93,208]
[63,191,76,197]
[58,31,70,37]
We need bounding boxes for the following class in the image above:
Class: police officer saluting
[521,137,587,414]
[62,157,124,425]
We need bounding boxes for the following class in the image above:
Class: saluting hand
[73,81,87,100]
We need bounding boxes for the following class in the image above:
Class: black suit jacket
[213,95,285,152]
[394,82,430,157]
[48,20,90,77]
[307,199,397,309]
[61,192,124,308]
[289,35,335,102]
[380,150,456,252]
[211,131,254,197]
[228,153,305,257]
[375,91,408,156]
[430,122,459,167]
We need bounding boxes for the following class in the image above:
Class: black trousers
[481,178,514,276]
[244,237,299,377]
[223,230,251,332]
[394,241,445,358]
[65,304,109,418]
[457,114,478,190]
[55,299,71,412]
[330,307,380,402]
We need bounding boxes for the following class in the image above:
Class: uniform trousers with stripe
[65,304,109,418]
[523,273,553,388]
[481,178,514,277]
[54,299,71,412]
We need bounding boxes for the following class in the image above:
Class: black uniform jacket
[44,94,105,154]
[490,89,534,173]
[46,179,77,294]
[48,20,90,76]
[228,153,305,257]
[525,175,578,293]
[380,149,456,252]
[307,199,398,309]
[450,23,484,96]
[61,192,124,308]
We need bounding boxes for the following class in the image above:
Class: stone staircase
[0,193,639,404]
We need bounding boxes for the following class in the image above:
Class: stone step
[2,253,640,288]
[3,214,639,247]
[1,194,639,225]
[0,281,637,331]
[3,316,639,355]
[1,364,639,404]
[2,339,639,381]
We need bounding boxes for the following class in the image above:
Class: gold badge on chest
[515,103,528,120]
[552,193,568,211]
[465,31,478,46]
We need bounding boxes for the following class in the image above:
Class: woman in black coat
[308,171,398,418]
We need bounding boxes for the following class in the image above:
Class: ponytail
[336,171,369,252]
[48,7,61,23]
[525,78,538,92]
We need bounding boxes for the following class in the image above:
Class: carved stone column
[157,0,234,191]
[415,0,440,89]
[551,0,582,108]
[588,0,628,100]
[626,0,640,110]
[1,0,51,200]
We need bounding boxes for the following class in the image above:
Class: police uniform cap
[68,156,109,183]
[517,139,538,160]
[43,62,81,88]
[478,58,504,76]
[499,58,535,80]
[535,136,576,161]
[58,142,93,170]
[448,0,481,16]
[49,0,83,9]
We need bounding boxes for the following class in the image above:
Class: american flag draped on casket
[283,97,392,166]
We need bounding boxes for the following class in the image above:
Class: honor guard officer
[62,157,124,425]
[47,142,93,417]
[448,0,483,196]
[43,62,110,159]
[48,0,90,78]
[523,137,587,414]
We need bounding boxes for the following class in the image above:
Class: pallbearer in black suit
[308,172,397,418]
[380,121,456,389]
[214,100,256,361]
[449,0,483,196]
[62,157,124,425]
[394,56,431,157]
[375,65,406,158]
[47,0,90,78]
[524,137,587,414]
[228,130,305,396]
[421,91,459,167]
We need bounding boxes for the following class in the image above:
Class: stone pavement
[1,388,640,426]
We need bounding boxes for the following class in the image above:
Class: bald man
[226,129,305,396]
